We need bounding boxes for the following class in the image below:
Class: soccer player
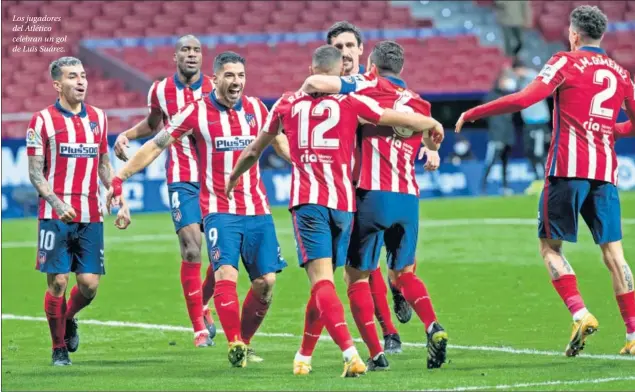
[326,21,413,353]
[301,41,449,370]
[226,45,443,376]
[456,6,635,356]
[113,35,217,348]
[26,57,131,366]
[107,51,289,367]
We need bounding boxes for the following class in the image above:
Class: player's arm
[114,82,164,161]
[271,134,291,163]
[227,99,284,197]
[301,74,377,94]
[109,104,197,206]
[615,121,633,138]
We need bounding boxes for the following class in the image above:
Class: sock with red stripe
[180,261,206,333]
[299,292,324,357]
[65,285,94,320]
[202,264,216,306]
[551,275,587,320]
[313,280,354,351]
[369,268,398,336]
[44,291,66,349]
[213,280,242,343]
[396,272,437,330]
[616,291,635,334]
[348,281,383,358]
[241,288,270,345]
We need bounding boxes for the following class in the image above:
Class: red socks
[241,288,270,345]
[369,268,398,336]
[313,280,354,351]
[396,272,437,330]
[552,275,586,316]
[616,291,635,334]
[214,280,242,343]
[44,292,66,349]
[348,281,383,358]
[65,285,94,320]
[299,291,324,356]
[180,261,206,332]
[202,264,216,306]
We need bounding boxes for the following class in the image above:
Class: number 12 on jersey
[292,100,341,149]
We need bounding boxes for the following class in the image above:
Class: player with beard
[113,35,217,348]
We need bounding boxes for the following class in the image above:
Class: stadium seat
[101,1,133,18]
[2,98,23,113]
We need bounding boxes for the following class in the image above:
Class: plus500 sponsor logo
[59,143,99,158]
[214,136,255,151]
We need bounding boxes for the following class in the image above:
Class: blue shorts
[538,177,622,244]
[203,213,286,281]
[168,182,202,233]
[347,190,419,272]
[35,220,105,275]
[291,204,354,268]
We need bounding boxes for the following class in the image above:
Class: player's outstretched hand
[225,177,240,200]
[114,201,131,230]
[56,203,77,223]
[455,113,467,133]
[422,148,440,171]
[114,134,130,162]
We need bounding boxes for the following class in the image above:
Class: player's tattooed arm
[28,156,75,220]
[98,153,115,188]
[153,129,173,149]
[115,129,175,181]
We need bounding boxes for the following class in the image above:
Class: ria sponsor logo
[214,136,255,151]
[583,118,612,134]
[59,143,99,158]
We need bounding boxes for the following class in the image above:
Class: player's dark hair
[369,41,404,75]
[175,34,201,52]
[213,51,245,73]
[326,21,363,46]
[49,57,82,81]
[570,5,608,41]
[312,45,343,72]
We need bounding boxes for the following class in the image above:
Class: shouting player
[27,57,131,366]
[113,35,217,348]
[327,21,412,354]
[108,51,289,367]
[456,6,635,356]
[227,45,443,376]
[301,41,449,370]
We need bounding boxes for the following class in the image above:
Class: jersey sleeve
[622,75,635,124]
[409,95,432,116]
[349,93,385,124]
[535,53,568,88]
[26,112,45,156]
[615,120,633,138]
[147,81,161,113]
[262,96,286,135]
[99,113,109,155]
[339,72,379,94]
[166,102,198,139]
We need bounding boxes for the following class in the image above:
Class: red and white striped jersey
[535,48,635,184]
[167,92,271,216]
[148,74,214,184]
[350,74,430,196]
[263,91,384,212]
[26,100,108,223]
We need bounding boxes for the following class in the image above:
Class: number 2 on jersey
[590,69,617,119]
[292,100,340,149]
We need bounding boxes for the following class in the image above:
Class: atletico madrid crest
[245,113,256,127]
[89,121,99,135]
[211,247,221,261]
[38,251,47,265]
[172,209,182,223]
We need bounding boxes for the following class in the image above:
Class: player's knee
[251,273,276,303]
[180,243,201,262]
[178,228,202,262]
[47,274,69,295]
[600,242,627,272]
[77,276,100,298]
[215,265,238,282]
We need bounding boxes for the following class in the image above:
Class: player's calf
[241,273,276,361]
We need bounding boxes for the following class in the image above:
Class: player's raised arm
[114,81,164,162]
[109,103,198,206]
[301,72,377,94]
[227,98,285,197]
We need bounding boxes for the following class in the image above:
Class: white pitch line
[2,314,634,362]
[420,376,635,391]
[3,218,635,249]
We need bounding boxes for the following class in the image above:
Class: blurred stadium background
[2,0,635,219]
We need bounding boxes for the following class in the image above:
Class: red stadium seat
[2,98,23,113]
[218,0,250,13]
[327,9,359,24]
[249,1,278,13]
[131,1,164,17]
[70,5,101,19]
[23,96,54,113]
[38,3,69,17]
[162,1,192,16]
[101,1,133,18]
[276,0,306,13]
[92,17,121,33]
[122,15,147,30]
[306,1,332,13]
[241,13,269,30]
[192,1,218,14]
[152,14,182,30]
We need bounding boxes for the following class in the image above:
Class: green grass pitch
[2,193,635,391]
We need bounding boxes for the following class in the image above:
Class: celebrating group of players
[27,4,635,376]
